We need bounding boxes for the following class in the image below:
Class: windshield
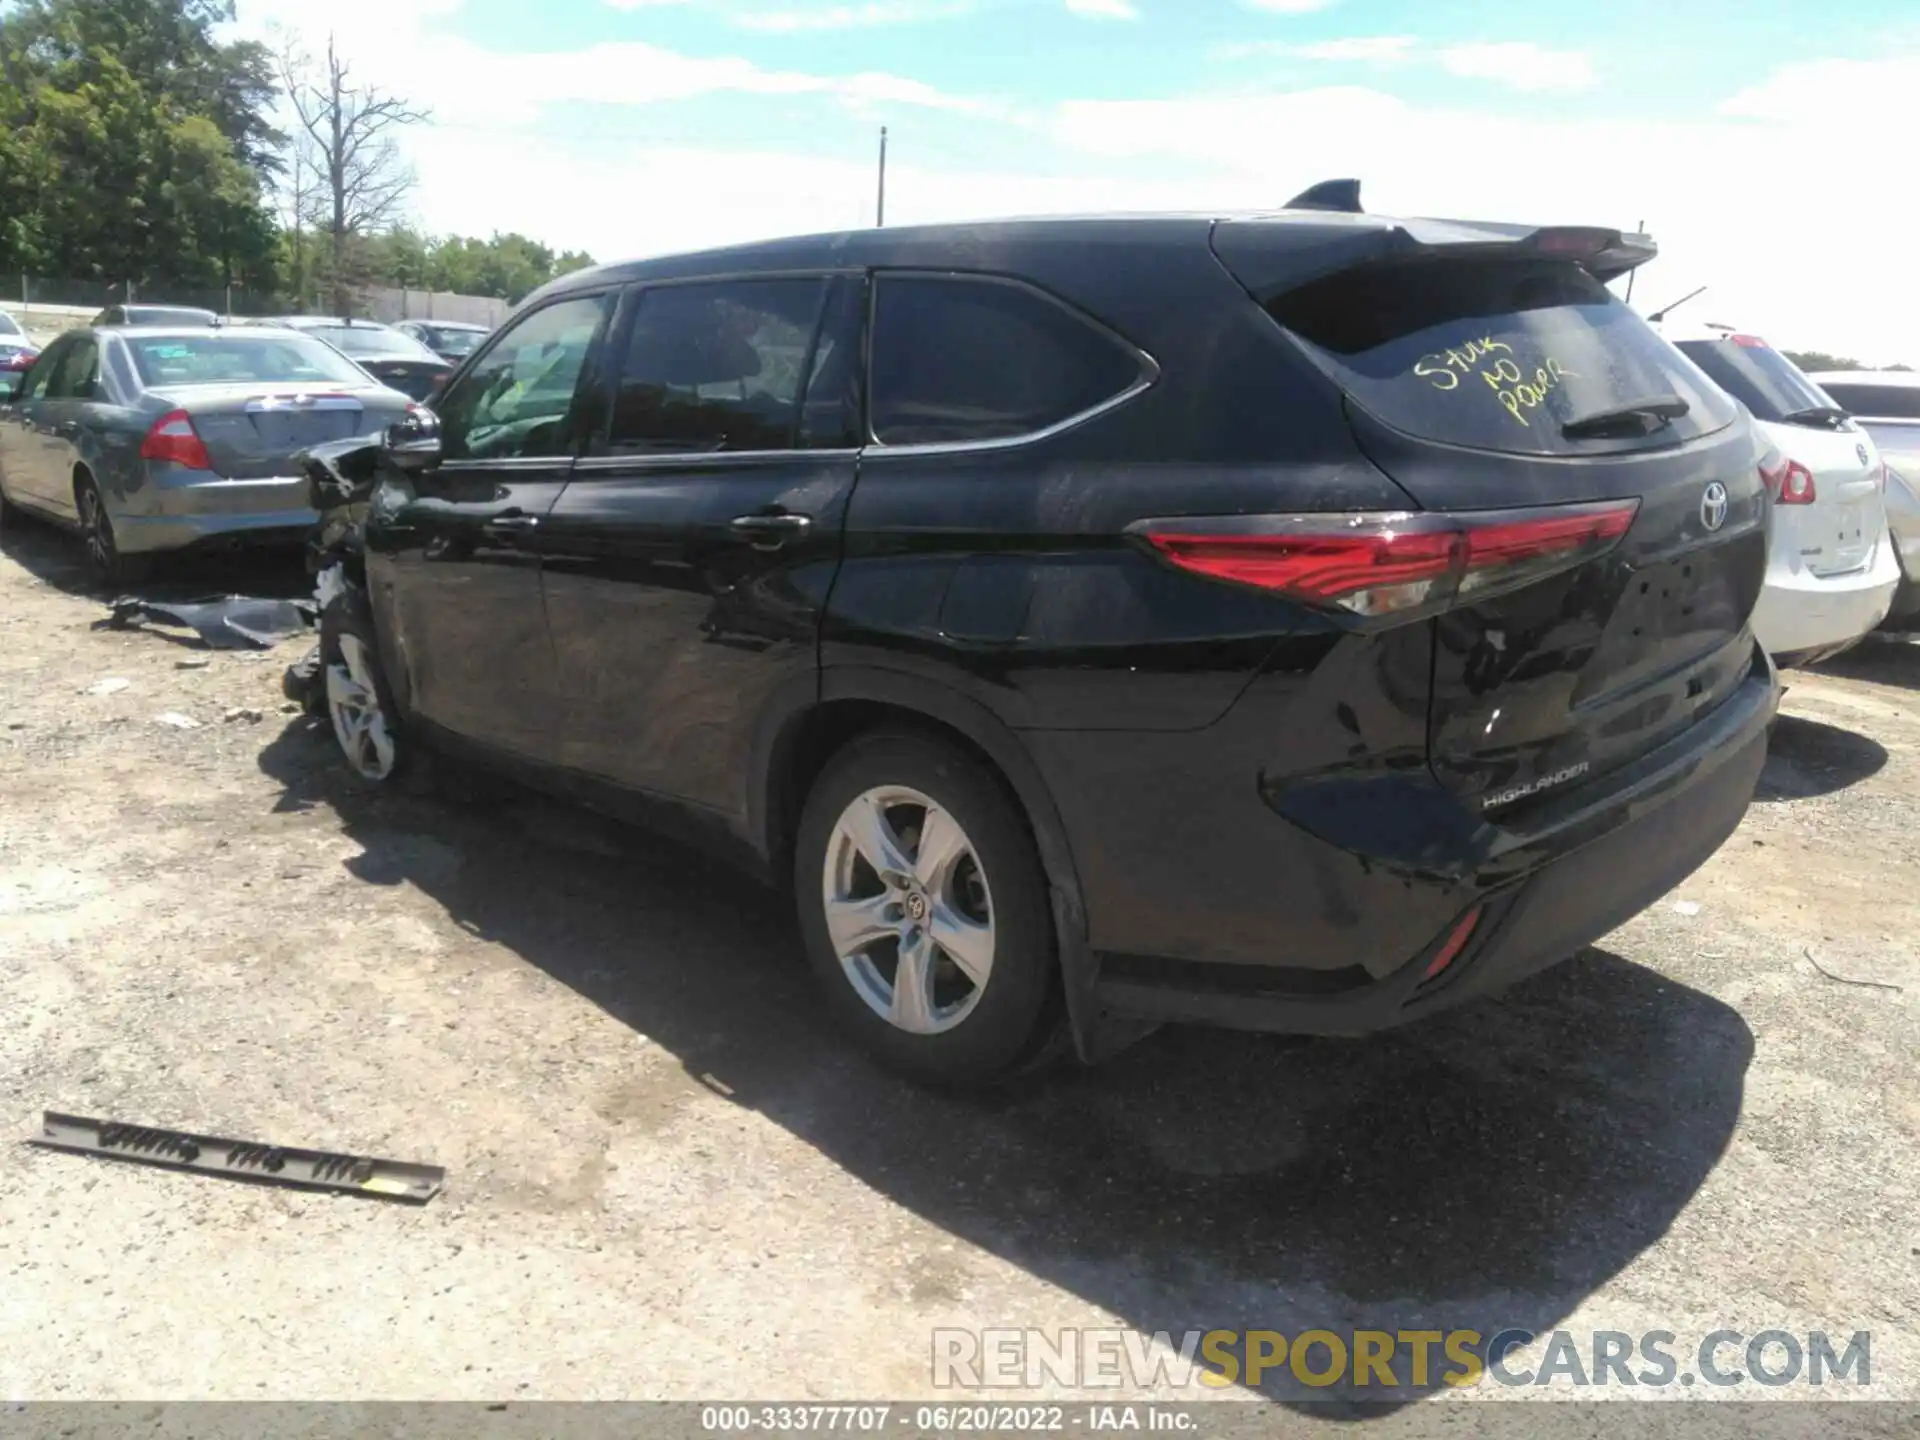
[1673,337,1836,425]
[1270,256,1734,456]
[0,312,21,337]
[126,334,371,387]
[1816,382,1920,421]
[304,324,439,361]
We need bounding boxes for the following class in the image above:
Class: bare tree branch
[275,30,427,314]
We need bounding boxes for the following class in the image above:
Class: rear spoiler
[1223,179,1657,295]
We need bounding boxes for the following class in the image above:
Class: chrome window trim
[569,448,859,475]
[861,269,1161,458]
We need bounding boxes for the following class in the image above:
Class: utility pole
[876,126,888,228]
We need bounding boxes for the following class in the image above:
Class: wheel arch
[751,667,1129,1064]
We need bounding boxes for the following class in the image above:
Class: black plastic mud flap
[32,1112,443,1203]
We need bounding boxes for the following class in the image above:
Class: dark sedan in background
[264,316,453,403]
[0,325,414,583]
[394,318,492,365]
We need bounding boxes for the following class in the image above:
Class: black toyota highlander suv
[312,183,1779,1086]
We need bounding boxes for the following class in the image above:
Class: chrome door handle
[481,512,541,537]
[728,512,813,550]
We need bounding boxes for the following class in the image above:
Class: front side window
[16,339,68,402]
[608,278,828,453]
[434,295,610,462]
[868,274,1145,447]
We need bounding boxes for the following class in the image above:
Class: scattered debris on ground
[106,593,317,650]
[32,1112,444,1203]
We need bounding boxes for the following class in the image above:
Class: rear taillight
[139,409,212,470]
[1137,500,1639,622]
[1423,908,1482,981]
[1767,459,1816,505]
[1,351,35,371]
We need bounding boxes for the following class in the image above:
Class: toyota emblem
[1701,481,1729,532]
[1858,444,1872,468]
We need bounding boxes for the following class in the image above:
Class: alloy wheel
[822,785,996,1035]
[325,633,398,780]
[79,486,113,578]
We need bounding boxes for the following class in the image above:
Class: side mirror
[383,406,442,472]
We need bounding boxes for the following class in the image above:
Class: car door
[539,273,865,816]
[367,290,616,764]
[32,336,105,522]
[0,336,71,511]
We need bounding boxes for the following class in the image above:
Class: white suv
[1669,328,1898,664]
[1804,370,1920,628]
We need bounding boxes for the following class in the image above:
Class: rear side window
[868,274,1144,447]
[609,278,828,453]
[1270,257,1735,456]
[1818,383,1920,420]
[1673,337,1834,425]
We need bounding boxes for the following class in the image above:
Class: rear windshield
[126,334,369,387]
[0,312,21,337]
[128,307,217,326]
[304,324,437,361]
[432,328,486,357]
[1673,337,1834,425]
[1269,257,1735,456]
[1816,382,1920,420]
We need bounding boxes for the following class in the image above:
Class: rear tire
[75,474,151,590]
[320,587,412,786]
[794,730,1059,1088]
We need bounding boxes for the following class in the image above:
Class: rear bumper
[115,507,317,554]
[1042,645,1777,1037]
[115,473,316,554]
[1752,544,1900,660]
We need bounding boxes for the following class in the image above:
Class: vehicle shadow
[1755,714,1889,802]
[1812,632,1920,690]
[259,720,1752,1409]
[0,505,309,603]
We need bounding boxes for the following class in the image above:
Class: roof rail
[1284,179,1363,214]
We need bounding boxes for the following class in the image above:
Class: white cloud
[1436,41,1596,92]
[1064,0,1140,18]
[733,1,974,31]
[1251,35,1418,62]
[230,1,1920,362]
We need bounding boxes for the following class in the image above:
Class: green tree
[0,0,280,289]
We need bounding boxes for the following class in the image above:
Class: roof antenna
[1646,285,1707,324]
[1284,178,1362,214]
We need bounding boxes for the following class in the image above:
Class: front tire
[794,731,1059,1087]
[321,587,410,785]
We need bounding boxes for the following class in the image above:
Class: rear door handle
[728,511,813,550]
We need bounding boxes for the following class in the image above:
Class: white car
[1804,370,1920,628]
[1667,328,1898,664]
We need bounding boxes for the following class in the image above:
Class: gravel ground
[0,509,1916,1427]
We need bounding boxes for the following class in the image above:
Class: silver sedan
[0,326,415,585]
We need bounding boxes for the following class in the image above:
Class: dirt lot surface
[1,510,1916,1426]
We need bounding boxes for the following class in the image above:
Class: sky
[233,0,1920,364]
